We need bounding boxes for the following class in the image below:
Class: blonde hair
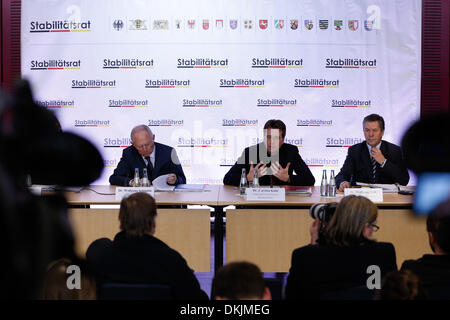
[323,195,378,247]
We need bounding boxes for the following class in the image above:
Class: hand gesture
[247,162,268,182]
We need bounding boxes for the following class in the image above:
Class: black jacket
[335,140,409,187]
[86,232,208,300]
[109,142,186,186]
[285,240,398,299]
[401,254,450,287]
[223,143,315,186]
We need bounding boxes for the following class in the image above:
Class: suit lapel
[151,143,159,179]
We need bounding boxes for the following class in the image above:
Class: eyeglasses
[370,223,380,232]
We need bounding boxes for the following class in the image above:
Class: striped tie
[370,156,377,183]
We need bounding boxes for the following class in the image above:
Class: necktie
[145,156,153,179]
[370,156,377,183]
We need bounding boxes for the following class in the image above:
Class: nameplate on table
[245,188,286,202]
[115,187,155,201]
[344,188,383,202]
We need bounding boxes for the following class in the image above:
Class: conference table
[62,185,431,273]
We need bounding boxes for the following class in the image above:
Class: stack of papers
[355,182,414,193]
[152,175,205,192]
[175,184,206,192]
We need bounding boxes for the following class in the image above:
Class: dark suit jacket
[401,254,450,287]
[109,142,186,186]
[223,143,315,186]
[86,232,208,300]
[285,240,397,300]
[335,140,409,187]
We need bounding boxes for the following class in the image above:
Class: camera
[309,203,337,224]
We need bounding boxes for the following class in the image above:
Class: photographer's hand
[310,218,321,245]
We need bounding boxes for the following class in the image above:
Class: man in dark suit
[109,125,186,186]
[86,192,208,300]
[223,119,315,186]
[336,114,409,191]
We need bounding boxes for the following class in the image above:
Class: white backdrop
[21,0,421,185]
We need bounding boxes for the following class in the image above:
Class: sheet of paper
[175,184,205,192]
[344,187,383,202]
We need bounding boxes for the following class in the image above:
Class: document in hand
[152,174,176,191]
[174,184,206,192]
[284,186,312,196]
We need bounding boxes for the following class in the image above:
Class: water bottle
[239,168,247,195]
[133,168,140,187]
[328,170,336,197]
[252,167,260,188]
[320,170,328,196]
[142,168,149,187]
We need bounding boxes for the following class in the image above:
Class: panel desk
[62,185,221,273]
[218,185,431,272]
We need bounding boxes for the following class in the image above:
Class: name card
[344,188,383,202]
[115,187,155,201]
[245,187,286,202]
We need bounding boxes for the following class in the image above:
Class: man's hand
[338,181,351,192]
[247,162,268,182]
[271,161,291,183]
[167,174,177,185]
[370,147,386,164]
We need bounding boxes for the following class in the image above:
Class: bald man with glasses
[109,125,186,186]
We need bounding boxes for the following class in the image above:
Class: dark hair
[376,270,427,300]
[263,119,286,138]
[211,262,266,299]
[363,114,385,131]
[426,197,450,254]
[42,258,96,300]
[119,192,157,237]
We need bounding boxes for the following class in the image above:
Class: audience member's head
[401,113,450,174]
[211,261,271,300]
[42,258,96,300]
[119,192,157,237]
[323,195,378,247]
[426,197,450,255]
[376,270,427,300]
[263,119,286,155]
